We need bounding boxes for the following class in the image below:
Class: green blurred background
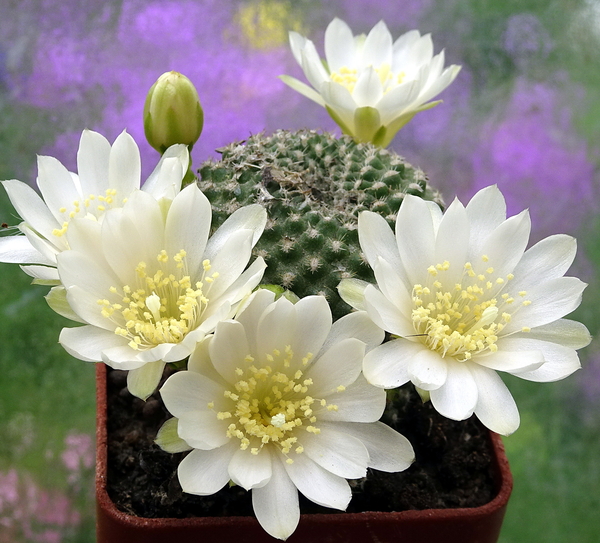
[0,0,599,541]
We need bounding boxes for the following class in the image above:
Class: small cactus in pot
[197,129,444,319]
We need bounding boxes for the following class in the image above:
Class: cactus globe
[144,71,204,153]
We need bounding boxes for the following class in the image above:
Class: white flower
[157,289,414,540]
[0,129,189,283]
[280,18,460,147]
[338,185,591,435]
[57,184,267,400]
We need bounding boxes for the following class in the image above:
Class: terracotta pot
[96,364,513,543]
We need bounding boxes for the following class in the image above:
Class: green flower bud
[144,71,204,153]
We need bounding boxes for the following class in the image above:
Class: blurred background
[0,0,599,541]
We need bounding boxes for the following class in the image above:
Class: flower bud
[144,71,204,153]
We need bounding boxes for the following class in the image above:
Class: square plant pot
[96,364,512,543]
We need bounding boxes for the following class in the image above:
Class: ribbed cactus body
[198,130,444,319]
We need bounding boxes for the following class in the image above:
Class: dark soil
[106,367,496,518]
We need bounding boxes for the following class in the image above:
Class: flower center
[411,256,532,361]
[211,347,341,464]
[97,250,218,350]
[330,63,405,95]
[52,189,126,238]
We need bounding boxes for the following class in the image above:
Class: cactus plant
[198,129,444,319]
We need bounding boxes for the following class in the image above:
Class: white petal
[470,365,520,436]
[316,374,386,423]
[160,370,227,417]
[107,131,140,195]
[325,18,355,72]
[283,453,351,510]
[175,330,213,363]
[395,195,436,285]
[203,204,267,262]
[319,310,384,355]
[21,264,59,281]
[361,20,393,67]
[337,278,369,311]
[363,339,422,388]
[320,81,357,130]
[187,335,220,378]
[363,284,414,337]
[371,257,414,317]
[155,418,192,453]
[234,289,276,353]
[202,229,254,300]
[164,184,211,275]
[58,249,120,305]
[196,299,234,335]
[178,410,230,450]
[376,79,421,123]
[300,41,330,90]
[76,129,111,195]
[510,234,577,291]
[142,144,188,200]
[465,185,507,256]
[64,212,102,252]
[209,256,266,311]
[306,338,365,396]
[252,455,299,541]
[142,341,191,364]
[21,222,63,262]
[352,67,383,107]
[423,49,444,85]
[434,197,470,285]
[497,337,583,382]
[291,295,332,360]
[279,75,326,106]
[392,29,421,66]
[58,325,131,364]
[301,424,369,479]
[358,210,402,270]
[45,285,86,323]
[474,349,544,373]
[502,276,587,333]
[126,360,166,400]
[430,358,478,420]
[418,63,461,104]
[0,236,48,264]
[331,421,414,472]
[289,30,309,65]
[209,320,250,383]
[101,345,155,368]
[512,319,591,350]
[2,180,60,239]
[62,285,122,331]
[408,347,448,391]
[228,447,272,491]
[100,192,164,284]
[256,297,296,360]
[480,210,531,279]
[404,33,434,72]
[177,445,237,495]
[36,155,80,224]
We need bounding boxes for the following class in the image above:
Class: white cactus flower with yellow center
[338,185,591,435]
[57,184,267,400]
[280,18,460,147]
[157,289,415,540]
[0,129,189,283]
